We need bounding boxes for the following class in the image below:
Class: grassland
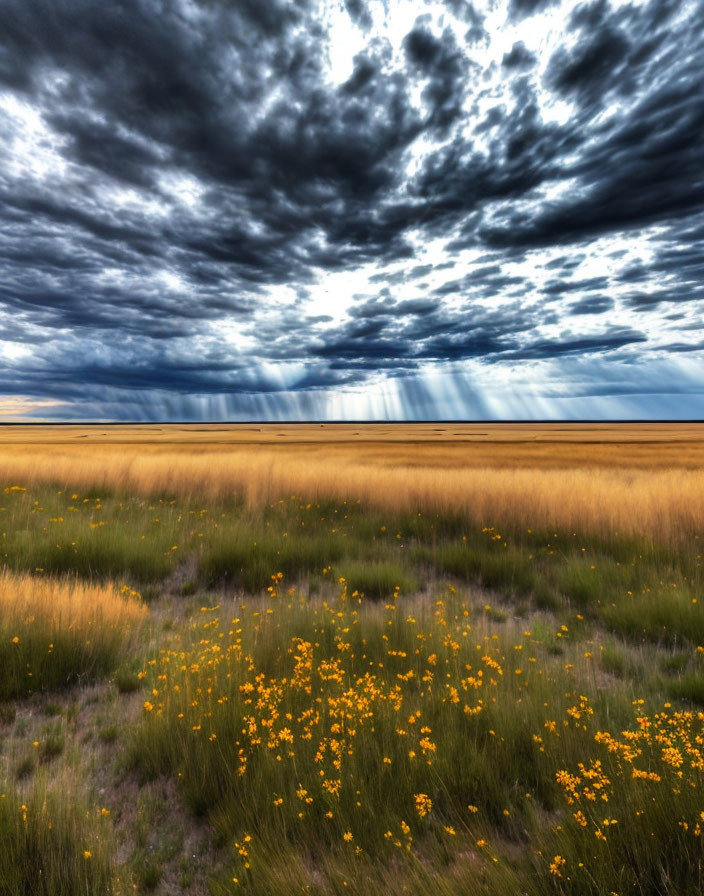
[0,423,702,542]
[0,424,702,895]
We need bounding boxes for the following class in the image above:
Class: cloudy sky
[1,0,703,420]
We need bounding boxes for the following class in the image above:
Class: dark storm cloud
[501,42,536,69]
[344,0,373,30]
[508,0,560,21]
[402,20,472,132]
[483,1,704,250]
[569,295,614,315]
[433,270,528,297]
[503,328,648,360]
[543,277,610,296]
[0,0,702,418]
[546,21,630,103]
[1,0,421,287]
[396,299,438,315]
[304,292,552,369]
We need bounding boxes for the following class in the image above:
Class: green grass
[2,481,704,893]
[1,487,702,652]
[599,642,629,677]
[413,540,537,596]
[0,575,145,699]
[667,673,704,706]
[199,526,347,591]
[0,779,115,896]
[114,665,143,695]
[39,723,65,762]
[0,487,190,583]
[340,561,417,599]
[1,631,125,701]
[604,586,704,645]
[14,755,35,781]
[131,584,694,895]
[553,556,634,609]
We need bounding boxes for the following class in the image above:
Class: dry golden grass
[0,571,147,698]
[2,422,704,447]
[0,571,147,631]
[0,424,701,896]
[0,423,702,542]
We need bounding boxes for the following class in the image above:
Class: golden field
[0,423,702,895]
[0,423,702,541]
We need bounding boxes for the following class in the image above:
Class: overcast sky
[1,0,703,420]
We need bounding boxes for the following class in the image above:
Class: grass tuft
[340,561,416,600]
[0,572,147,699]
[0,779,115,895]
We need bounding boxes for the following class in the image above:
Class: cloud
[569,295,615,315]
[546,22,630,103]
[0,0,701,419]
[501,42,536,69]
[502,328,648,360]
[508,0,560,22]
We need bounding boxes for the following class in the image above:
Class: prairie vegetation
[0,569,146,699]
[0,424,702,894]
[0,778,114,895]
[131,584,704,896]
[0,422,702,542]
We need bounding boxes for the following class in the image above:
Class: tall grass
[0,571,146,698]
[0,428,702,893]
[0,777,115,896]
[0,487,187,582]
[129,582,704,895]
[0,444,701,543]
[199,523,347,591]
[0,483,700,649]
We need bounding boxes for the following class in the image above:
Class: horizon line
[0,419,703,426]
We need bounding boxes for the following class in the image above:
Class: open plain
[0,423,703,895]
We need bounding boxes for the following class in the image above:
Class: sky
[1,0,703,421]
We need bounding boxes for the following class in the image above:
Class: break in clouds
[1,0,703,420]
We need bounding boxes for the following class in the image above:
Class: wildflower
[549,855,565,877]
[662,746,684,768]
[414,793,432,818]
